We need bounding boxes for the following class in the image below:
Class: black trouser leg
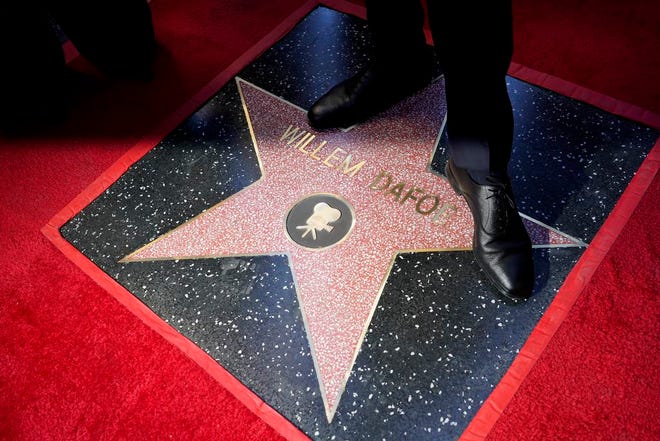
[366,0,429,68]
[428,0,514,179]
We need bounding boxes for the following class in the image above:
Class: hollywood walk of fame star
[122,77,582,421]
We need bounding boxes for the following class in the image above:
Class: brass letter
[431,203,458,226]
[369,170,391,190]
[399,187,424,205]
[309,140,328,160]
[322,148,346,168]
[280,125,306,145]
[416,194,440,215]
[297,134,316,153]
[338,155,366,177]
[293,132,313,150]
[387,182,406,201]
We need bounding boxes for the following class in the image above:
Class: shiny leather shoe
[308,62,432,130]
[446,159,534,299]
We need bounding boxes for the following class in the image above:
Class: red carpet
[1,0,658,440]
[488,172,660,440]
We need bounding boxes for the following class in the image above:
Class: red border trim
[42,1,321,440]
[458,139,659,441]
[322,1,660,437]
[41,228,312,441]
[321,0,365,19]
[62,40,79,64]
[43,1,660,440]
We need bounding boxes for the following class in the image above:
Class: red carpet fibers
[1,0,658,440]
[512,0,660,116]
[487,173,660,440]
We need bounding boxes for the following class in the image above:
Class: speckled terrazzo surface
[61,7,658,440]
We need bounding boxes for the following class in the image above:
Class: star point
[124,77,582,420]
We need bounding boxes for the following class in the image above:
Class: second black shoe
[446,159,534,300]
[307,59,433,130]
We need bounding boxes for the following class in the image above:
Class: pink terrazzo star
[123,78,582,421]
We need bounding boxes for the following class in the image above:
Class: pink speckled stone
[125,78,580,420]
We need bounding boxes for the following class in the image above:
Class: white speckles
[59,8,659,439]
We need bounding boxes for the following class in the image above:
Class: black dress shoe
[308,61,433,130]
[446,159,534,299]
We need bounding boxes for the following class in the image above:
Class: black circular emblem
[285,194,355,250]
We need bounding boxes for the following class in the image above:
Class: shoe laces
[485,177,515,228]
